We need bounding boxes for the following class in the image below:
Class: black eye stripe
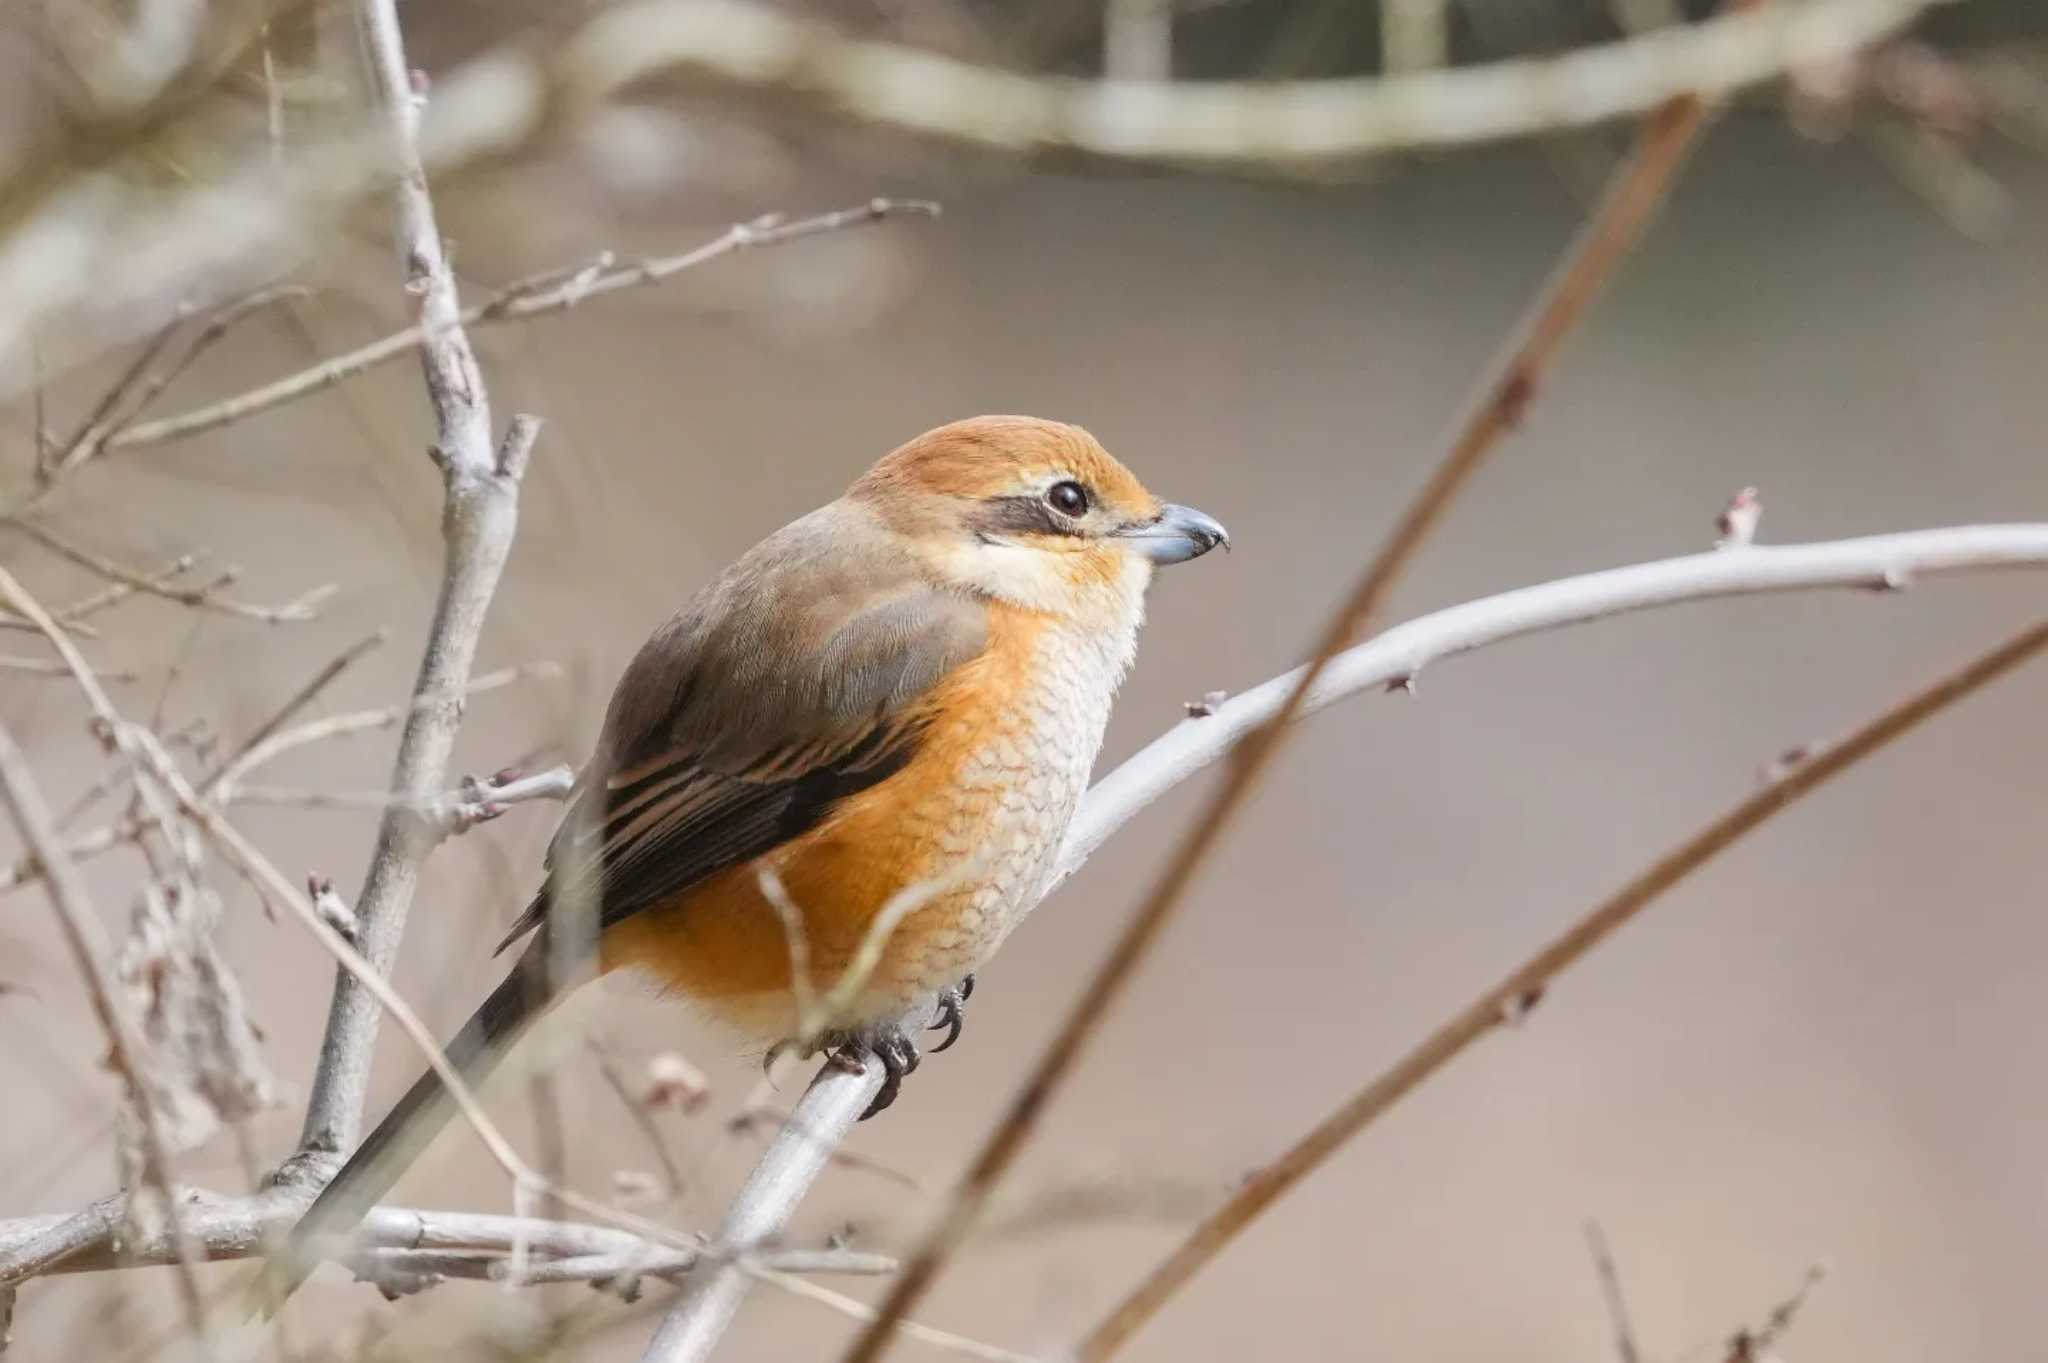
[969,495,1086,538]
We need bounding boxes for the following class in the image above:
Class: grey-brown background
[4,26,2047,1361]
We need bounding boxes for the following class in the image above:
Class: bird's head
[850,415,1228,620]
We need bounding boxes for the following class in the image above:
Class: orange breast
[596,603,1100,1042]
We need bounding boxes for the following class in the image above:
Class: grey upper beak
[1119,503,1230,564]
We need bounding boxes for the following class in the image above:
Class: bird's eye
[1045,481,1090,517]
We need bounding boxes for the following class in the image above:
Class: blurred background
[2,1,2046,1359]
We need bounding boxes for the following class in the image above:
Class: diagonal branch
[106,200,938,454]
[641,514,2048,1362]
[4,520,334,624]
[829,70,1720,1363]
[1073,617,2048,1360]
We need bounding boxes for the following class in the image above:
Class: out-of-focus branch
[1073,619,2047,1360]
[0,0,1939,398]
[1585,1222,1642,1363]
[834,70,1720,1363]
[280,0,539,1190]
[0,642,205,1335]
[639,519,2048,1362]
[3,521,334,624]
[0,552,199,636]
[0,1193,886,1285]
[565,0,1939,171]
[0,663,557,896]
[1722,1262,1828,1362]
[106,200,939,455]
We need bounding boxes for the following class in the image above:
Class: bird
[252,413,1227,1313]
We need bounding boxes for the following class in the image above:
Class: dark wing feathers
[493,506,986,957]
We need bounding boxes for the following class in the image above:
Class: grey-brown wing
[495,513,985,955]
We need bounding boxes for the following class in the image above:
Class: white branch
[1058,523,2048,879]
[0,1192,883,1286]
[641,520,2048,1362]
[565,0,1943,170]
[641,1060,885,1361]
[0,0,1942,396]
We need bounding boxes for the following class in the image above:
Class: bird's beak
[1116,503,1230,565]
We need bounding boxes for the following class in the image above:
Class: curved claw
[926,975,975,1053]
[858,1029,921,1120]
[928,994,964,1053]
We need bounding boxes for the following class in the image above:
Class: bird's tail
[247,941,551,1319]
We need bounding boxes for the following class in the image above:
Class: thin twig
[88,286,311,459]
[0,663,556,896]
[225,765,575,833]
[198,628,389,790]
[1074,619,2048,1360]
[0,724,206,1337]
[1723,1262,1828,1362]
[4,520,333,623]
[209,661,556,803]
[45,306,188,479]
[0,656,136,681]
[108,201,940,452]
[834,81,1718,1363]
[590,1038,691,1200]
[1586,1221,1643,1363]
[0,553,200,637]
[743,1260,1045,1363]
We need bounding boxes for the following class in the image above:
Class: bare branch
[641,1061,885,1361]
[225,763,576,837]
[0,716,205,1335]
[1585,1221,1642,1363]
[0,656,136,682]
[0,664,557,896]
[198,629,390,790]
[109,201,940,453]
[0,0,1940,404]
[1723,1262,1828,1362]
[207,661,557,804]
[741,1260,1045,1363]
[1073,619,2048,1360]
[564,0,1939,173]
[3,521,334,623]
[0,1193,884,1285]
[282,0,540,1189]
[645,516,2048,1363]
[0,552,200,637]
[44,305,189,481]
[835,78,1719,1363]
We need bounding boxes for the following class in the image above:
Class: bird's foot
[817,1023,922,1121]
[927,973,975,1053]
